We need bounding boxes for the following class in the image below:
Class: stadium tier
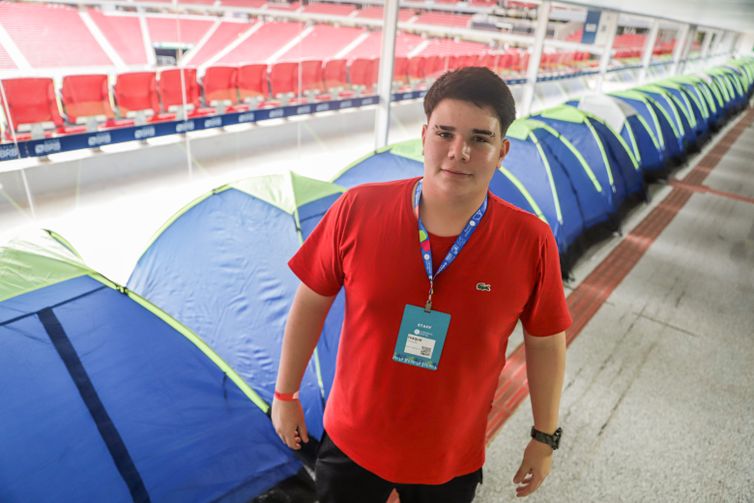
[146,17,215,46]
[87,9,150,66]
[0,2,111,68]
[184,21,250,66]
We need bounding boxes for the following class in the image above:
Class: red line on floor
[484,107,754,446]
[669,179,754,205]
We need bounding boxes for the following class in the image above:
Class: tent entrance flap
[38,307,151,503]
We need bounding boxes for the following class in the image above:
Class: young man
[272,67,571,502]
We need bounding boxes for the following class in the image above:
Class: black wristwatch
[530,426,562,450]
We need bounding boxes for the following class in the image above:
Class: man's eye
[437,131,452,139]
[473,136,488,143]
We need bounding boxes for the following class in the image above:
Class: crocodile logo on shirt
[476,282,492,292]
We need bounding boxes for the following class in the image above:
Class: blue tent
[505,118,607,254]
[0,231,303,502]
[128,173,346,444]
[633,85,697,152]
[610,90,685,165]
[656,81,711,147]
[670,75,724,131]
[532,105,645,214]
[708,67,747,113]
[569,94,668,176]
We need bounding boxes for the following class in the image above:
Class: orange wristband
[274,390,299,401]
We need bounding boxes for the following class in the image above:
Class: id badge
[393,305,451,371]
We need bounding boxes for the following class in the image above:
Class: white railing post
[595,11,618,93]
[520,0,550,117]
[374,0,399,151]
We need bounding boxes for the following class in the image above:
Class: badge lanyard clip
[424,281,434,313]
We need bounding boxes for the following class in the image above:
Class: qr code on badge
[405,334,436,359]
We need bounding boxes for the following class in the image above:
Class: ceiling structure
[558,0,754,35]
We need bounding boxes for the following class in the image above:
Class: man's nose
[448,137,471,161]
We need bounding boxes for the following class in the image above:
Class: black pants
[315,433,483,503]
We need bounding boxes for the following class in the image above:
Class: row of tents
[1,57,753,502]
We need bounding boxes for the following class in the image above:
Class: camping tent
[655,81,711,146]
[505,118,608,257]
[610,90,685,165]
[633,84,698,152]
[669,75,724,131]
[569,94,667,176]
[128,173,345,442]
[0,231,304,502]
[532,105,645,214]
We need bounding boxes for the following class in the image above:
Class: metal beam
[373,0,399,151]
[520,1,550,118]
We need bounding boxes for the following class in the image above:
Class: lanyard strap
[414,179,487,311]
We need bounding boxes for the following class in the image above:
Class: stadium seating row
[0,51,590,142]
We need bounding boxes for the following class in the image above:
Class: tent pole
[639,20,659,85]
[520,0,550,118]
[374,0,399,151]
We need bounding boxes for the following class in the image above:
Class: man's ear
[421,123,428,145]
[499,138,511,162]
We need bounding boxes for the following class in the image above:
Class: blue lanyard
[414,179,487,311]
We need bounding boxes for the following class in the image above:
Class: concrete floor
[477,110,754,502]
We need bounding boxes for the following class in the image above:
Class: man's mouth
[441,168,471,176]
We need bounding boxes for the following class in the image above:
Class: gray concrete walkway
[477,112,754,502]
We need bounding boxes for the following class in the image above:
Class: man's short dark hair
[423,67,517,136]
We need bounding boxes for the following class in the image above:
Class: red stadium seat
[323,59,354,98]
[447,55,463,71]
[202,66,249,113]
[407,56,426,83]
[269,61,307,105]
[349,57,378,95]
[393,56,410,89]
[299,59,332,101]
[158,67,215,118]
[425,55,445,80]
[479,53,498,72]
[115,71,176,123]
[238,63,279,108]
[61,74,134,130]
[0,77,86,141]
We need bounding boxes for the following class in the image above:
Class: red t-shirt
[289,177,572,484]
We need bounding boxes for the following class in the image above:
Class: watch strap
[530,426,562,450]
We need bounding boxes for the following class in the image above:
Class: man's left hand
[512,438,553,497]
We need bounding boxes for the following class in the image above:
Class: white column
[670,23,689,75]
[638,20,659,84]
[677,25,696,74]
[373,0,400,151]
[519,0,550,117]
[699,29,713,62]
[595,11,618,93]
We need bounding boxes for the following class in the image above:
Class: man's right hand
[271,397,309,450]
